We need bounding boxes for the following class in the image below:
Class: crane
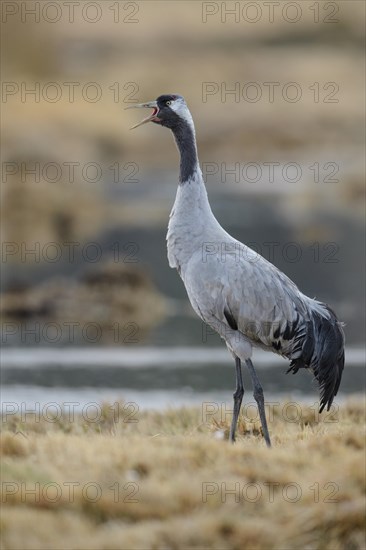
[127,94,345,447]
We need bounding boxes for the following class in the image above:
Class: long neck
[167,118,225,272]
[171,121,199,183]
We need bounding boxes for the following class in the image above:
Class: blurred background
[1,0,365,408]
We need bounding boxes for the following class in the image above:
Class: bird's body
[128,94,345,446]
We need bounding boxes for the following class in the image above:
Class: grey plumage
[128,94,345,446]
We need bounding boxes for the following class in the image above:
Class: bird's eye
[166,100,172,106]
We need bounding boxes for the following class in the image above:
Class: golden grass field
[1,399,365,549]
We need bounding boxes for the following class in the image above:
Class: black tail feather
[287,305,345,412]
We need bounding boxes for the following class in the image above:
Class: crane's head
[126,94,194,131]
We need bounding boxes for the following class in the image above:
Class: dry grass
[1,399,365,549]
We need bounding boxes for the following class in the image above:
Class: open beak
[125,101,160,129]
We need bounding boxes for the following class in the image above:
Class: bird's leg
[229,356,244,443]
[245,359,271,447]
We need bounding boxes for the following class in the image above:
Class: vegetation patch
[1,400,365,549]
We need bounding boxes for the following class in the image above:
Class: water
[1,347,364,413]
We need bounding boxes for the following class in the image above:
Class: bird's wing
[209,248,311,357]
